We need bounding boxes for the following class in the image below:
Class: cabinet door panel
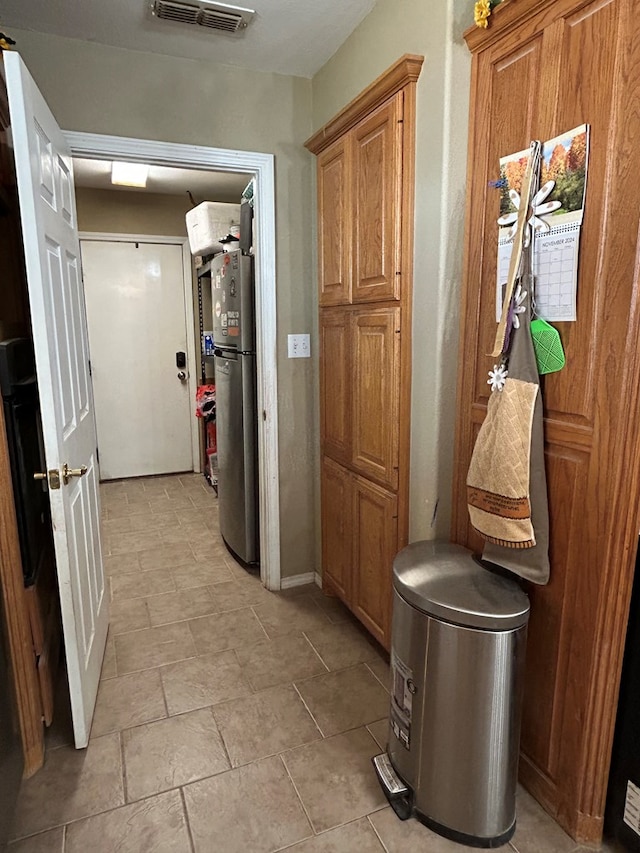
[317,138,351,306]
[321,457,352,602]
[352,475,397,648]
[352,94,402,303]
[352,308,400,489]
[453,0,640,840]
[319,309,351,462]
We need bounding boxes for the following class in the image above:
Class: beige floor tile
[510,787,576,853]
[91,669,166,737]
[366,719,389,751]
[313,593,355,624]
[160,650,252,715]
[101,635,117,680]
[282,818,386,852]
[103,552,141,577]
[122,708,229,802]
[65,790,191,853]
[146,586,216,627]
[108,529,169,555]
[11,734,124,838]
[235,634,327,691]
[304,621,383,671]
[106,500,151,518]
[189,608,266,654]
[183,755,312,853]
[213,684,321,766]
[137,543,196,572]
[172,560,233,589]
[208,578,271,612]
[173,508,213,526]
[253,594,331,639]
[150,494,194,511]
[7,828,64,853]
[115,622,196,674]
[159,526,201,545]
[110,598,151,635]
[127,511,179,533]
[368,807,468,851]
[295,665,389,737]
[282,728,387,834]
[102,517,132,536]
[111,568,175,602]
[225,560,262,584]
[366,657,390,692]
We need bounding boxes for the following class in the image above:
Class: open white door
[5,53,107,748]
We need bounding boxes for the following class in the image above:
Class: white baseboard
[314,572,322,588]
[280,572,315,590]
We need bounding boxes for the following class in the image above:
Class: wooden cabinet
[352,475,398,645]
[352,96,403,304]
[307,56,423,649]
[321,456,352,602]
[351,308,400,489]
[453,0,640,842]
[319,309,351,463]
[322,458,398,647]
[317,138,351,306]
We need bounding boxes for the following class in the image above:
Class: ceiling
[2,0,377,78]
[73,158,250,203]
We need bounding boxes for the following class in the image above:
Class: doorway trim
[79,232,200,475]
[66,131,281,591]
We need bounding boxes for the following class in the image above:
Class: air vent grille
[151,0,254,33]
[153,0,199,24]
[199,9,241,30]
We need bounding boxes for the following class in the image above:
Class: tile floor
[8,474,607,852]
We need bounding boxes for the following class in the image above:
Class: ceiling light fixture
[111,161,150,188]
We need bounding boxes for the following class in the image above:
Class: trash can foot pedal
[373,753,407,796]
[373,753,412,820]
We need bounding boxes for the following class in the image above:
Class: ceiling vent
[151,0,255,33]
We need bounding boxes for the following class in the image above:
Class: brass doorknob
[62,463,88,485]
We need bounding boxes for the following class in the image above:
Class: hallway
[8,475,585,852]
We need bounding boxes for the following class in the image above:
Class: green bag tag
[530,318,566,375]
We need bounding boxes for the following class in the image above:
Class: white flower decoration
[512,284,527,330]
[497,180,562,246]
[488,363,508,392]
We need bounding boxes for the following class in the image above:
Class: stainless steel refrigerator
[211,249,259,565]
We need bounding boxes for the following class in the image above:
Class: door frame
[66,131,280,591]
[79,233,200,477]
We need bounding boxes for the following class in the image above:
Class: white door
[5,53,107,748]
[81,240,194,480]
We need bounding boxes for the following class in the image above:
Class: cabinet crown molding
[305,53,423,155]
[463,0,581,52]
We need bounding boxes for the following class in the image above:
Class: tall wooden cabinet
[307,56,423,649]
[452,0,640,842]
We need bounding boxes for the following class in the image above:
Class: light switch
[288,334,311,358]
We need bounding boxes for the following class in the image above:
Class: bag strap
[491,141,541,357]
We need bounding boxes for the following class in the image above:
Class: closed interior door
[81,240,193,480]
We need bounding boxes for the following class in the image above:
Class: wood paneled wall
[452,0,640,842]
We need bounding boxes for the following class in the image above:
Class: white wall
[12,30,316,579]
[311,0,475,542]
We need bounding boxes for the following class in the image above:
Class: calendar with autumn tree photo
[499,125,589,226]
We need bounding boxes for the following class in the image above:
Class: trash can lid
[393,541,530,631]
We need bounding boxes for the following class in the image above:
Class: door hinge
[96,447,100,464]
[262,410,267,421]
[88,359,92,376]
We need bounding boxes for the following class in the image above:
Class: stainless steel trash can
[373,541,530,848]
